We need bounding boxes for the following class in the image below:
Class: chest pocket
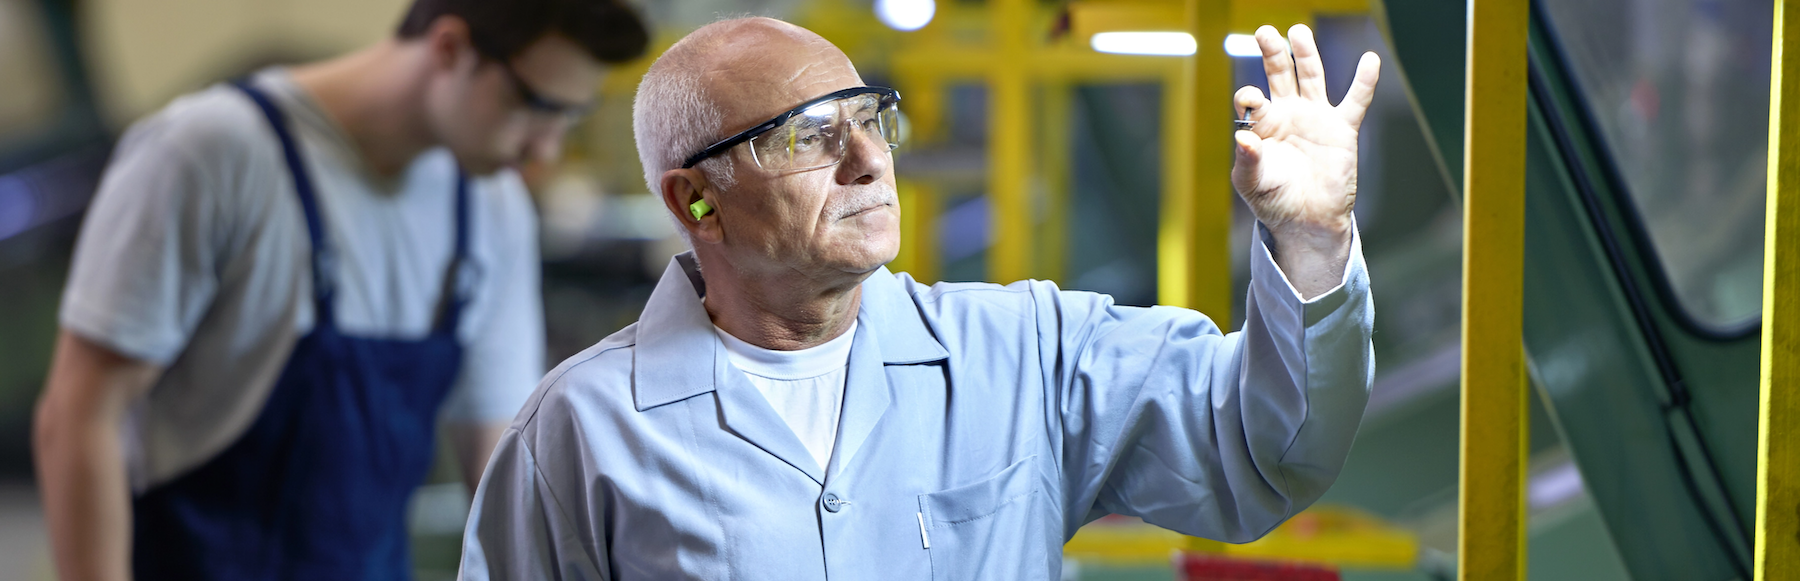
[917,455,1052,581]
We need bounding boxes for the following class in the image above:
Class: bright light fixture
[875,0,935,32]
[1090,32,1197,56]
[1224,34,1260,58]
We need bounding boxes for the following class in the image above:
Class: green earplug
[689,199,713,220]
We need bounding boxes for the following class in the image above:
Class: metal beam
[1160,0,1232,319]
[1040,83,1073,283]
[1190,0,1233,322]
[1457,0,1529,579]
[894,180,940,283]
[1159,54,1196,310]
[1756,0,1800,578]
[1067,0,1368,39]
[988,0,1032,283]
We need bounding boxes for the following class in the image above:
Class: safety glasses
[681,86,902,172]
[473,41,593,125]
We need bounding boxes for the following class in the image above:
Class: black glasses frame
[681,86,900,169]
[473,42,593,121]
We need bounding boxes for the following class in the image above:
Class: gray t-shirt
[60,69,545,491]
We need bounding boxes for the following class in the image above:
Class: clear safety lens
[749,93,900,171]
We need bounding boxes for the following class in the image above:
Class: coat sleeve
[1048,222,1374,543]
[458,427,609,581]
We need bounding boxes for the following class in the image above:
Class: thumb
[1232,130,1263,194]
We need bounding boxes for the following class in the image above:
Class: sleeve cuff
[1248,219,1369,327]
[58,297,185,365]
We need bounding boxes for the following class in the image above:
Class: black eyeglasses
[476,44,593,123]
[682,86,901,170]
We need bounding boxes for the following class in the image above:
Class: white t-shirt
[59,69,545,491]
[712,322,855,471]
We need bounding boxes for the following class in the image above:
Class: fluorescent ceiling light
[875,0,935,32]
[1090,32,1196,56]
[1224,33,1260,58]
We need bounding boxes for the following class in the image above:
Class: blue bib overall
[130,81,470,580]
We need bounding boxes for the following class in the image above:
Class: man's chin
[447,152,519,177]
[832,242,901,276]
[463,161,512,177]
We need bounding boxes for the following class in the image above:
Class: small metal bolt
[1235,108,1257,131]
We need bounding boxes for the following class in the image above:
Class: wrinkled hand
[1232,24,1379,297]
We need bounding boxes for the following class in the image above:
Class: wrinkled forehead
[699,29,865,136]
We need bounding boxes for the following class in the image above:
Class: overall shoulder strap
[436,173,473,334]
[232,80,338,317]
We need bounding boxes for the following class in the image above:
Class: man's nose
[835,126,890,186]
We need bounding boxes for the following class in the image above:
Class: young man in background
[32,1,647,579]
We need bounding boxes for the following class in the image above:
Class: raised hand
[1232,24,1379,298]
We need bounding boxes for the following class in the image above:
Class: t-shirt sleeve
[441,175,545,423]
[59,117,239,365]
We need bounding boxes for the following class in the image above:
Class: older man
[461,16,1378,580]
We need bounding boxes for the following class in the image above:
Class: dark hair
[396,0,649,64]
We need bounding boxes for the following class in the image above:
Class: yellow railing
[1755,1,1799,579]
[1062,505,1419,570]
[884,0,1359,322]
[1157,0,1234,319]
[988,0,1034,284]
[881,2,1187,285]
[1458,0,1531,579]
[1038,83,1073,282]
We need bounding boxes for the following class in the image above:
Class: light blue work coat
[460,225,1374,580]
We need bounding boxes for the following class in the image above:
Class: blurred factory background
[0,0,1774,579]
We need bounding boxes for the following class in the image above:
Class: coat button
[823,493,843,513]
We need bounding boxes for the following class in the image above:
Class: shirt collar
[633,252,948,412]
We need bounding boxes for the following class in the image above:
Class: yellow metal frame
[1187,505,1419,569]
[1062,505,1419,570]
[1176,0,1235,320]
[883,2,1192,285]
[1039,84,1074,282]
[1068,0,1367,40]
[893,181,940,279]
[1756,1,1799,578]
[989,0,1034,284]
[1458,0,1530,579]
[887,0,1363,308]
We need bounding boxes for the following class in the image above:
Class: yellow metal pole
[1159,67,1196,308]
[1162,0,1231,316]
[893,180,918,276]
[1189,0,1233,322]
[989,0,1032,283]
[895,180,941,284]
[905,78,947,145]
[1458,0,1530,579]
[1040,83,1072,283]
[1755,0,1800,578]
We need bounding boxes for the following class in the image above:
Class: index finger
[1256,25,1297,98]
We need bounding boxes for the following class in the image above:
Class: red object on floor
[1174,552,1341,581]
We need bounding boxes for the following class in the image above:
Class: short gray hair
[632,36,737,236]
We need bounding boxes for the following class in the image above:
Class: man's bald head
[637,17,899,288]
[632,18,863,202]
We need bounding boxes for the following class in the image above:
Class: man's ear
[424,15,476,73]
[660,169,723,244]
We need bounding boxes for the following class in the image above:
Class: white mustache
[826,185,897,219]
